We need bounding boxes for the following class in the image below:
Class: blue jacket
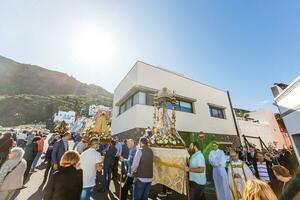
[51,140,68,165]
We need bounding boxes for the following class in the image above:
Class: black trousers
[113,156,120,179]
[121,176,134,200]
[189,181,206,200]
[24,159,33,183]
[43,159,52,182]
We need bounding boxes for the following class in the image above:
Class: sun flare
[71,25,115,65]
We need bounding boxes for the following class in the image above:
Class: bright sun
[71,25,115,65]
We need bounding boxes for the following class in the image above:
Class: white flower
[173,141,176,145]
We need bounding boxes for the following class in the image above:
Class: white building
[272,76,300,162]
[88,105,112,117]
[237,108,287,149]
[53,111,76,124]
[112,61,239,144]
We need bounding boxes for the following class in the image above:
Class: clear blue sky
[0,0,299,111]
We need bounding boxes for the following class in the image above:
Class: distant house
[53,111,76,124]
[88,104,112,117]
[111,61,239,145]
[272,76,300,163]
[236,108,289,149]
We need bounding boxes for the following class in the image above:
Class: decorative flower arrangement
[150,130,185,148]
[55,121,69,134]
[85,124,111,144]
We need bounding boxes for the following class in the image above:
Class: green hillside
[0,55,113,127]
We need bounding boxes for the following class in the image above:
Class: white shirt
[80,148,102,188]
[17,132,27,140]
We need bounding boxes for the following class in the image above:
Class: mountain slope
[0,55,112,97]
[0,55,113,127]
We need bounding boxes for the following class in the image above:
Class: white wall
[112,61,237,136]
[238,109,286,149]
[54,111,76,124]
[275,76,300,162]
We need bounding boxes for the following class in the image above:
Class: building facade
[88,104,112,117]
[272,76,300,162]
[111,61,239,145]
[236,108,288,149]
[53,111,76,124]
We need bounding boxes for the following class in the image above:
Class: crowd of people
[0,129,47,200]
[0,129,299,200]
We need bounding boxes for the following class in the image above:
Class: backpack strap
[5,160,22,178]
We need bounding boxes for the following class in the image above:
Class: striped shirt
[257,162,270,182]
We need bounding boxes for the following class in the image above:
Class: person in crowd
[264,152,279,193]
[43,134,60,182]
[26,131,35,145]
[113,138,122,180]
[16,130,27,149]
[228,149,256,200]
[121,139,137,200]
[247,146,257,175]
[0,147,27,200]
[0,133,14,168]
[272,165,298,199]
[121,139,129,177]
[10,129,17,142]
[278,168,300,200]
[208,142,231,200]
[73,132,82,150]
[23,136,41,182]
[75,135,89,154]
[52,132,72,170]
[184,141,206,200]
[255,151,274,184]
[131,137,153,200]
[98,142,108,156]
[80,137,103,200]
[243,179,277,200]
[31,134,47,172]
[44,150,82,200]
[238,146,246,161]
[101,140,117,192]
[144,127,153,138]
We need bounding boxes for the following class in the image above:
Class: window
[118,90,194,115]
[292,134,300,157]
[209,106,225,119]
[180,101,193,113]
[162,100,193,113]
[146,93,154,106]
[125,98,132,110]
[133,92,139,106]
[167,101,174,109]
[139,92,146,105]
[120,104,125,114]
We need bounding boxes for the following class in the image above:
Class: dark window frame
[209,105,226,119]
[118,90,195,115]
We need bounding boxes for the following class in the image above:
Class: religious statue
[93,111,108,135]
[150,87,185,148]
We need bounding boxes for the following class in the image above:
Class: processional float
[149,87,189,196]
